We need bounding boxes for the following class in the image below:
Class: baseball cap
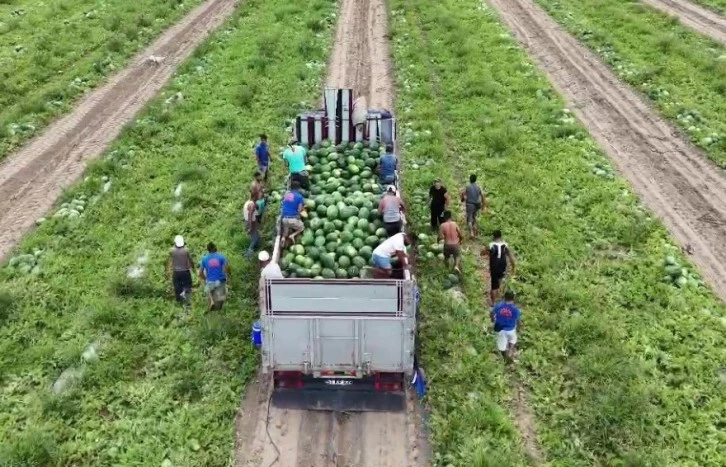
[258,251,271,262]
[387,185,397,194]
[174,235,184,247]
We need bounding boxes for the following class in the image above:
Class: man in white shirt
[258,251,283,279]
[371,232,411,278]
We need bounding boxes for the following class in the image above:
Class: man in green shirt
[283,138,309,189]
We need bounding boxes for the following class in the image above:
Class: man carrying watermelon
[371,231,412,278]
[280,180,306,247]
[482,229,516,306]
[283,138,309,189]
[377,143,397,185]
[378,185,405,237]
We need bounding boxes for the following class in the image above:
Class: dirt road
[639,0,726,45]
[0,0,240,262]
[233,1,429,466]
[487,0,726,303]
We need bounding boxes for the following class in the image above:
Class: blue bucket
[252,321,262,348]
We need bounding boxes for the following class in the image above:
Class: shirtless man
[438,210,462,273]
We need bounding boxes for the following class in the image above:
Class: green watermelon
[359,246,373,259]
[320,253,336,269]
[338,256,351,268]
[326,205,339,219]
[314,236,326,248]
[335,269,348,279]
[352,256,367,268]
[321,268,336,279]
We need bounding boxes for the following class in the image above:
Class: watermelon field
[1,0,726,465]
[533,0,726,168]
[0,0,208,161]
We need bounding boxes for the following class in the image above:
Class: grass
[0,0,207,161]
[531,0,726,169]
[391,0,726,465]
[0,0,337,464]
[690,0,726,14]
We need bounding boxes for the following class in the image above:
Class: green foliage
[0,0,337,465]
[391,0,726,465]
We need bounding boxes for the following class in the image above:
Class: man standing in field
[280,181,306,247]
[250,171,264,200]
[243,192,261,259]
[371,231,411,278]
[283,138,309,189]
[429,178,449,231]
[491,291,522,364]
[378,185,405,237]
[199,242,231,311]
[254,134,271,183]
[377,143,398,185]
[482,229,516,306]
[165,235,195,308]
[460,174,487,238]
[437,211,462,274]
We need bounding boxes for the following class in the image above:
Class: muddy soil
[233,0,430,465]
[488,0,726,304]
[640,0,726,45]
[0,0,240,262]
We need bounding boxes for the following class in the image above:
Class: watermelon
[359,246,373,259]
[314,236,326,247]
[365,235,380,247]
[338,256,351,268]
[352,256,367,268]
[326,205,339,219]
[335,269,348,279]
[321,253,336,269]
[321,268,336,279]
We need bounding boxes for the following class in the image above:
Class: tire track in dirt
[0,0,240,262]
[488,0,726,304]
[234,1,428,466]
[640,0,726,45]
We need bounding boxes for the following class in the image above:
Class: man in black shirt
[428,178,449,231]
[482,229,516,306]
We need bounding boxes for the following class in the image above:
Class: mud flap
[271,387,406,412]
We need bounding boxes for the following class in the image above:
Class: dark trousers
[290,171,310,190]
[384,220,402,237]
[172,270,192,303]
[430,205,445,230]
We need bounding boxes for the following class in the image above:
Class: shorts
[380,174,395,185]
[258,164,269,175]
[496,329,517,352]
[372,254,392,270]
[443,244,460,260]
[282,217,304,236]
[205,280,227,303]
[466,202,481,224]
[383,220,402,237]
[491,269,506,290]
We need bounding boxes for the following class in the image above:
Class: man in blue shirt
[280,181,306,247]
[199,242,231,311]
[283,138,309,189]
[377,143,397,185]
[255,134,271,183]
[491,291,522,364]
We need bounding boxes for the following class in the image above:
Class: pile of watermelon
[279,140,393,279]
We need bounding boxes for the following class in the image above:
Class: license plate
[325,379,353,386]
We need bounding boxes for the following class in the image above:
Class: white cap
[174,235,184,247]
[387,185,396,194]
[258,251,270,262]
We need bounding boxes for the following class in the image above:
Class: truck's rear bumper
[272,372,406,412]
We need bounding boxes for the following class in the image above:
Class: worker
[429,178,449,231]
[482,229,516,306]
[199,242,231,311]
[250,171,264,200]
[437,211,462,274]
[280,180,306,247]
[165,235,195,308]
[460,174,487,238]
[243,192,260,259]
[283,138,309,189]
[259,250,283,279]
[254,133,271,183]
[371,231,411,278]
[377,143,397,185]
[378,185,405,237]
[491,291,522,364]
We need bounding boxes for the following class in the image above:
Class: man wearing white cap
[378,185,405,237]
[258,251,283,279]
[165,235,195,307]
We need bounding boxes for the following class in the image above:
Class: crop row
[0,0,206,161]
[691,0,726,14]
[0,0,337,464]
[533,0,726,169]
[393,0,726,465]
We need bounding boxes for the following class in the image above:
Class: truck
[257,87,419,412]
